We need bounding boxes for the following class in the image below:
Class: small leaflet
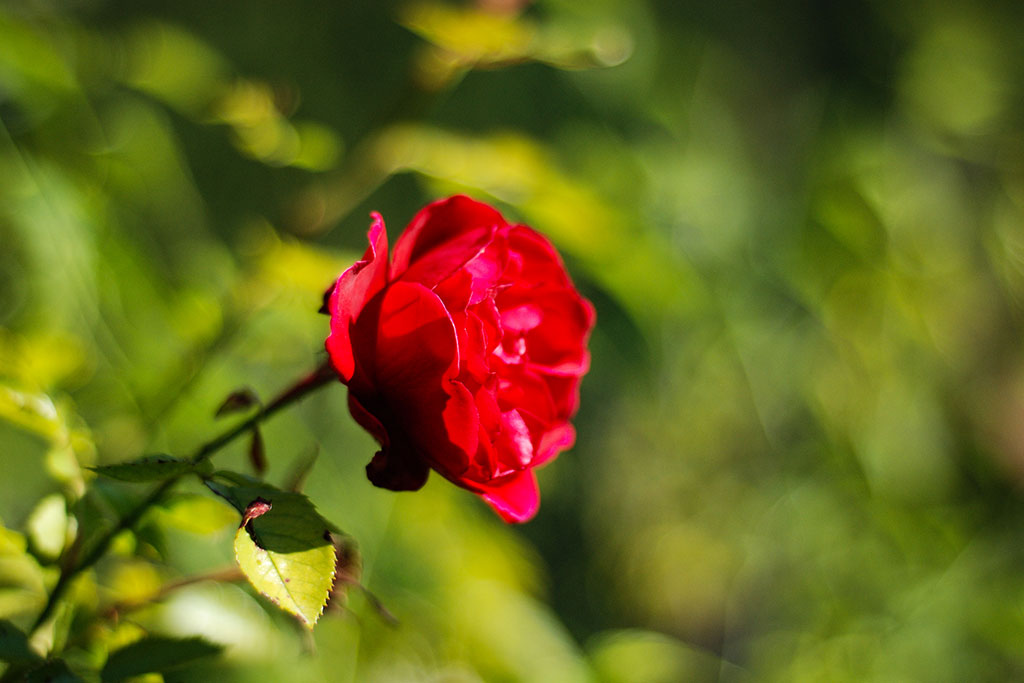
[248,428,267,476]
[214,389,260,418]
[89,455,196,483]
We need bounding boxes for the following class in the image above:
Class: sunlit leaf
[25,493,68,561]
[90,455,198,482]
[101,635,222,681]
[588,629,721,683]
[123,22,228,114]
[231,485,336,628]
[0,386,62,442]
[106,560,164,606]
[0,329,88,392]
[291,121,344,171]
[0,522,47,619]
[400,1,536,67]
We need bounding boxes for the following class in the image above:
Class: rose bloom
[324,196,595,522]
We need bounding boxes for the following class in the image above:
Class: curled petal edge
[325,214,389,383]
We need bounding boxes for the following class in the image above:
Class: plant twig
[100,566,246,622]
[28,361,337,637]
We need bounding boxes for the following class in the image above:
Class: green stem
[28,361,338,637]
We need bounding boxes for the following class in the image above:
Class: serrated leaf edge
[234,521,336,629]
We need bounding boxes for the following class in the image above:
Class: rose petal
[371,281,460,384]
[479,469,540,523]
[365,443,431,491]
[325,214,389,383]
[539,373,584,419]
[503,226,571,290]
[351,281,480,481]
[499,409,533,469]
[533,422,576,468]
[499,288,594,376]
[392,195,505,288]
[496,364,556,423]
[347,392,389,448]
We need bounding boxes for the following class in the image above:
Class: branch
[29,362,337,637]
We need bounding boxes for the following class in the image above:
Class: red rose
[324,196,595,522]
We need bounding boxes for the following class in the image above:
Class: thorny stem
[28,362,338,638]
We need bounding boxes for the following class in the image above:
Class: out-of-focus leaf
[210,80,342,169]
[0,13,77,107]
[230,484,337,628]
[157,493,237,535]
[281,447,318,493]
[0,522,46,619]
[101,635,222,681]
[90,455,198,483]
[0,619,41,665]
[0,386,61,442]
[25,493,68,561]
[291,121,344,171]
[248,235,352,301]
[400,1,536,67]
[105,560,164,607]
[0,329,89,392]
[399,0,632,87]
[587,629,721,683]
[122,22,228,114]
[0,525,27,555]
[0,385,95,496]
[23,659,85,683]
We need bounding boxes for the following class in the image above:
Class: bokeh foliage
[3,0,1024,680]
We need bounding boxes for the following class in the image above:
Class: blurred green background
[4,0,1024,680]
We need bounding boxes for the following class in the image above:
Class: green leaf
[90,455,195,482]
[26,493,69,561]
[101,635,222,681]
[0,619,41,665]
[0,524,47,620]
[231,485,336,628]
[157,493,237,535]
[23,658,85,683]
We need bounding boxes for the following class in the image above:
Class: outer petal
[533,422,576,468]
[351,281,480,482]
[349,393,430,491]
[503,226,572,290]
[391,195,505,288]
[479,469,541,523]
[325,214,389,382]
